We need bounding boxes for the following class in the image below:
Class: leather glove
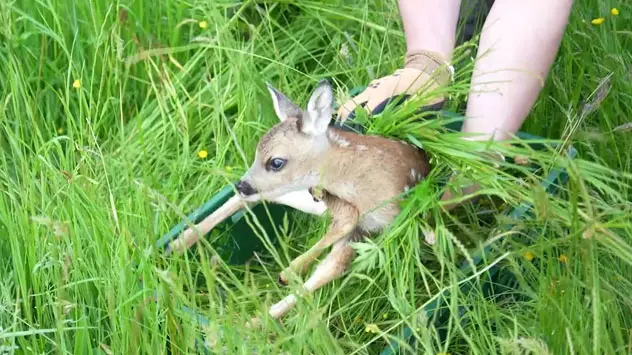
[336,50,454,123]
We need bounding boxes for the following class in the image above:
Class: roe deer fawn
[169,79,431,326]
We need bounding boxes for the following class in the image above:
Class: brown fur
[321,127,429,233]
[235,80,432,327]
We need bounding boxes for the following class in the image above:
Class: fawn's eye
[266,157,287,172]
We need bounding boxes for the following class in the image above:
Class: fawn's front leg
[278,199,358,285]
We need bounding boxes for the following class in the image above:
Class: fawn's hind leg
[264,234,359,321]
[278,197,358,285]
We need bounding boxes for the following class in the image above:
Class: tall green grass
[1,0,631,354]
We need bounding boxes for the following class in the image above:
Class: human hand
[335,50,453,123]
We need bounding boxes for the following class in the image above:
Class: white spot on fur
[327,131,351,147]
[338,139,350,147]
[409,168,423,183]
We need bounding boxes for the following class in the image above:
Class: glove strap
[404,50,454,88]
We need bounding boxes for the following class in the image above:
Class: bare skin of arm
[340,0,575,210]
[251,1,576,224]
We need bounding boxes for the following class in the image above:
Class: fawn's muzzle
[235,180,257,196]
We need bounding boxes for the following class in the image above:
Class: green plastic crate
[154,87,576,354]
[156,184,293,265]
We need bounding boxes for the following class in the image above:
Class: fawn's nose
[235,180,257,196]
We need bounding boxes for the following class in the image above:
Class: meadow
[1,0,631,354]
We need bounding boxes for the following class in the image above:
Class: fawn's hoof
[278,273,288,286]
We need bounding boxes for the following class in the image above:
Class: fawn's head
[235,79,335,201]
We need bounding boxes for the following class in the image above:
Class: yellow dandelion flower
[611,8,619,16]
[591,17,605,25]
[197,150,208,159]
[57,127,63,134]
[199,21,208,29]
[558,254,568,263]
[72,79,81,88]
[225,166,233,172]
[364,323,380,334]
[523,251,534,261]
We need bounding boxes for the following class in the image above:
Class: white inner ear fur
[302,81,334,136]
[266,83,301,122]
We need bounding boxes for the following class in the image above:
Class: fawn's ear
[266,82,303,123]
[301,79,334,136]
